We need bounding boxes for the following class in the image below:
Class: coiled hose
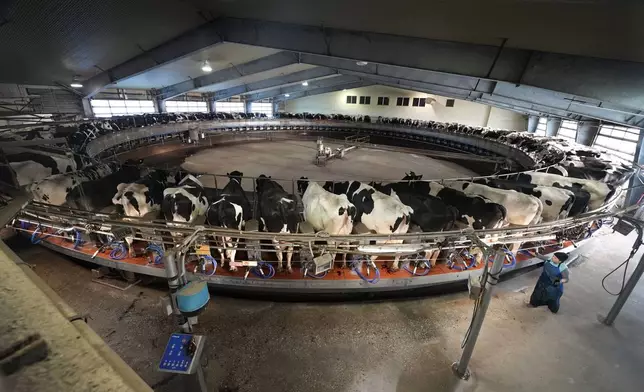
[109,242,128,260]
[306,269,328,279]
[145,243,164,265]
[251,261,275,279]
[350,256,380,284]
[30,225,52,244]
[72,230,83,249]
[402,253,431,276]
[488,248,516,269]
[447,251,477,271]
[199,255,217,276]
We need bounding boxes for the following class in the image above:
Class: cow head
[255,174,272,193]
[227,170,244,184]
[297,177,309,195]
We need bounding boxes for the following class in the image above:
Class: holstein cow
[30,162,119,206]
[323,180,413,271]
[6,151,79,186]
[369,181,458,232]
[206,171,253,271]
[298,177,356,268]
[446,181,543,225]
[474,178,576,222]
[516,172,613,211]
[65,163,143,212]
[256,175,299,273]
[401,173,506,230]
[162,174,209,224]
[111,169,174,257]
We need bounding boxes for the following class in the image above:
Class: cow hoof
[287,267,293,274]
[229,266,237,272]
[277,266,284,273]
[388,266,400,273]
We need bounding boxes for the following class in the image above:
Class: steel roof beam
[212,66,337,101]
[245,75,361,102]
[156,51,298,101]
[273,81,374,102]
[213,17,644,110]
[81,25,225,98]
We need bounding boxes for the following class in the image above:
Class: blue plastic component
[158,333,198,374]
[176,281,210,315]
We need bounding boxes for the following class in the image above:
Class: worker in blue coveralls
[529,252,570,313]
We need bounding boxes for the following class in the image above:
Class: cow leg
[225,236,238,272]
[327,240,337,270]
[215,235,228,270]
[125,236,135,258]
[286,244,293,273]
[273,239,283,271]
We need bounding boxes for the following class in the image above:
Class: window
[165,100,208,113]
[412,98,426,107]
[377,97,389,106]
[215,101,245,113]
[535,117,548,137]
[251,102,273,117]
[90,99,155,118]
[558,120,578,141]
[359,96,371,105]
[445,99,455,108]
[346,95,357,104]
[594,124,640,162]
[396,97,410,106]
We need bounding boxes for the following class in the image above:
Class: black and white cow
[474,178,576,222]
[446,180,543,225]
[323,180,413,270]
[298,178,356,268]
[256,175,299,272]
[6,151,79,186]
[516,172,613,211]
[206,171,253,271]
[65,163,143,212]
[162,174,209,224]
[31,162,118,206]
[369,181,458,232]
[400,173,506,230]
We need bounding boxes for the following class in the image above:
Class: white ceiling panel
[195,63,317,93]
[111,43,280,89]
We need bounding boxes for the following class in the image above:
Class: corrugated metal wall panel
[27,88,83,114]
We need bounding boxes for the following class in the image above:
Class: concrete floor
[8,225,644,392]
[181,140,477,191]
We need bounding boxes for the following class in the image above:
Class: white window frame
[594,124,640,162]
[90,99,155,118]
[534,117,548,137]
[215,101,245,113]
[165,100,207,113]
[558,120,578,141]
[250,102,273,117]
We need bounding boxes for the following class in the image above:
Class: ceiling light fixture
[302,81,309,86]
[201,61,212,73]
[356,61,369,66]
[285,94,290,97]
[70,75,83,88]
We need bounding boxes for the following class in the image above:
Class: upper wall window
[535,117,548,137]
[396,97,410,106]
[359,96,371,105]
[166,100,208,113]
[445,99,455,107]
[215,101,245,113]
[250,102,273,117]
[412,98,426,107]
[558,120,578,141]
[346,96,357,104]
[91,99,155,118]
[377,97,389,106]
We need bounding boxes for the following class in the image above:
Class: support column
[272,101,279,115]
[627,129,644,206]
[575,120,601,146]
[81,98,93,118]
[208,99,216,114]
[244,100,252,114]
[527,115,539,133]
[155,97,166,113]
[546,118,562,137]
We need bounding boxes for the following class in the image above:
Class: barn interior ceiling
[1,0,643,126]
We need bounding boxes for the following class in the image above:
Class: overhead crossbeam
[81,24,225,98]
[213,17,644,116]
[245,75,362,102]
[272,81,374,102]
[211,66,337,101]
[157,51,299,101]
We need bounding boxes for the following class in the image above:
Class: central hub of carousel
[4,112,637,298]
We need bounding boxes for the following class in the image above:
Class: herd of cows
[1,111,636,272]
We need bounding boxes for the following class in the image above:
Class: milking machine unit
[299,221,333,279]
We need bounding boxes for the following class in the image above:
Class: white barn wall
[284,85,527,130]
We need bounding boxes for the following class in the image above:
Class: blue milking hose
[145,243,165,265]
[306,269,328,279]
[109,242,127,260]
[31,225,52,244]
[351,256,380,284]
[448,251,477,271]
[251,261,275,279]
[73,229,83,249]
[200,255,217,276]
[488,248,517,269]
[403,255,432,276]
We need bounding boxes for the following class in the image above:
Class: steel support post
[545,117,562,137]
[453,249,506,380]
[527,115,539,133]
[245,100,252,114]
[575,120,601,146]
[627,129,644,206]
[601,251,644,326]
